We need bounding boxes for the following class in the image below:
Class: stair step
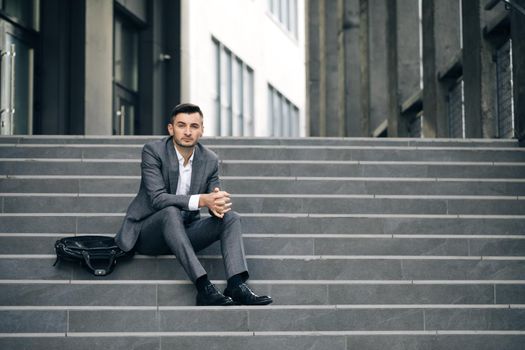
[2,176,525,196]
[2,144,525,161]
[0,135,518,147]
[1,256,524,280]
[2,234,525,256]
[1,306,524,333]
[2,195,524,215]
[1,281,523,306]
[2,213,524,235]
[221,161,525,178]
[1,159,524,178]
[0,333,524,350]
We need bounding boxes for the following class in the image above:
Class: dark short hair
[169,103,203,123]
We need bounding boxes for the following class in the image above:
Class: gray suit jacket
[115,136,220,252]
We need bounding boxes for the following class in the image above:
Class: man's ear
[167,123,174,136]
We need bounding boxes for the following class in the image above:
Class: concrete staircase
[0,135,524,350]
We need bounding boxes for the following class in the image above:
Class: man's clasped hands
[198,187,232,218]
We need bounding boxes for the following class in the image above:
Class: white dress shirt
[175,147,200,211]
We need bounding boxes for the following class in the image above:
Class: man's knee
[222,210,240,224]
[158,206,183,224]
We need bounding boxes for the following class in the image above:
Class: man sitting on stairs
[115,103,272,306]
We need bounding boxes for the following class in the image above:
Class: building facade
[306,0,525,144]
[182,0,305,137]
[0,0,306,137]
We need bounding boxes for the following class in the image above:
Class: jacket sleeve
[141,143,191,211]
[206,159,221,193]
[206,158,222,218]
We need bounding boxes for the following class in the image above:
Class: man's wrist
[189,194,200,211]
[198,193,209,208]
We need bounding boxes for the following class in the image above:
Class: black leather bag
[53,236,132,276]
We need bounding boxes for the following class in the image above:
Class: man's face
[167,112,204,148]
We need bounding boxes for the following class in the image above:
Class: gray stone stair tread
[2,214,525,235]
[2,159,524,178]
[1,334,525,350]
[3,195,525,215]
[2,235,525,256]
[1,257,524,280]
[2,281,524,306]
[1,307,524,333]
[2,177,525,196]
[0,135,518,147]
[2,145,525,162]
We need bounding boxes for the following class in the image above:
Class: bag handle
[82,250,117,276]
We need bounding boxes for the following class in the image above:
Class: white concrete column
[84,0,113,135]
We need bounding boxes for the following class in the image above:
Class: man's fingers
[210,208,224,218]
[215,199,232,206]
[212,188,230,197]
[217,191,230,198]
[215,206,232,215]
[207,189,233,217]
[212,193,231,203]
[216,203,232,210]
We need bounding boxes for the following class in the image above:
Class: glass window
[448,78,465,138]
[282,99,290,136]
[243,67,254,136]
[113,11,140,135]
[272,90,281,136]
[495,39,515,139]
[268,84,299,137]
[458,0,463,49]
[220,48,232,136]
[0,34,34,134]
[409,114,423,138]
[114,14,139,92]
[232,58,243,136]
[268,0,276,14]
[268,0,297,38]
[212,39,221,135]
[290,0,298,38]
[267,86,274,135]
[292,106,299,137]
[3,0,40,31]
[281,0,289,30]
[212,37,254,136]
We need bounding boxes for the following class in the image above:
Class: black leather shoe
[224,283,273,305]
[196,284,235,306]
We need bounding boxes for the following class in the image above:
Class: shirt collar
[174,145,194,165]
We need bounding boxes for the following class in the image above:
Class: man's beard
[174,137,197,148]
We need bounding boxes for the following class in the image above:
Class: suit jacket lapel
[166,137,179,194]
[189,144,202,195]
